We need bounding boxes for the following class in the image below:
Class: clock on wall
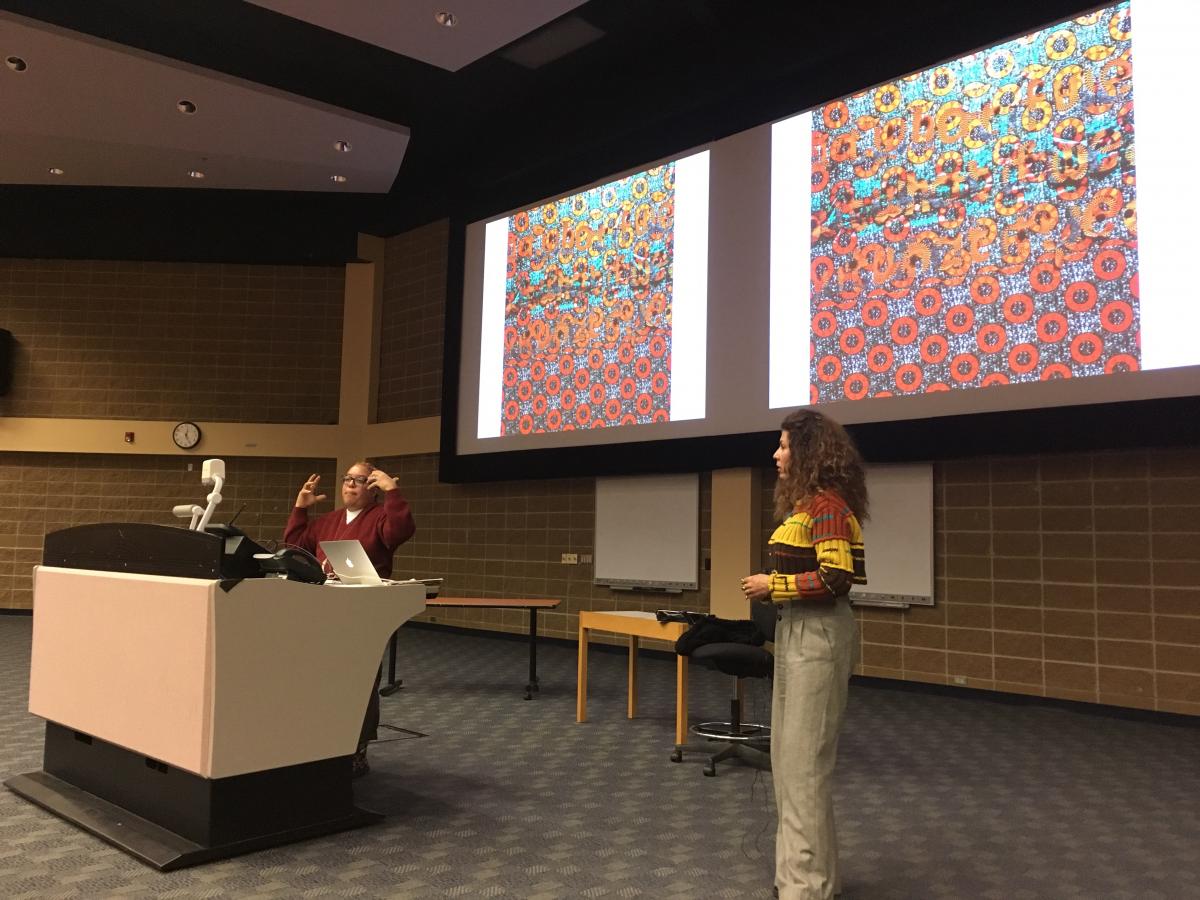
[172,421,201,449]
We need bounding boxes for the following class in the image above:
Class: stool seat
[670,600,776,776]
[690,641,773,679]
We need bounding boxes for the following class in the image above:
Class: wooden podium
[4,524,425,870]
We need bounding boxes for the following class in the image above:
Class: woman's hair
[773,409,869,522]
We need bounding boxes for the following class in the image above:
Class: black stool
[671,599,775,776]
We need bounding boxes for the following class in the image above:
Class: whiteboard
[851,463,934,607]
[594,473,699,591]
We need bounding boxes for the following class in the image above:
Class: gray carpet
[0,615,1197,899]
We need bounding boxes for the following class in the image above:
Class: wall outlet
[580,553,592,564]
[952,675,967,685]
[561,552,579,565]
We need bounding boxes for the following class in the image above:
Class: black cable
[226,502,248,527]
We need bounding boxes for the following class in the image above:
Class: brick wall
[377,453,712,644]
[376,221,448,421]
[0,258,343,423]
[758,447,1200,715]
[0,453,331,609]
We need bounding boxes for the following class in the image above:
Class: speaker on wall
[0,329,13,396]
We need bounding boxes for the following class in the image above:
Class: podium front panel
[206,579,426,776]
[29,567,428,778]
[29,566,216,775]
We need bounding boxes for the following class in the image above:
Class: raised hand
[366,469,397,494]
[295,473,327,509]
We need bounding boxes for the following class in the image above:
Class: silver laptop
[319,540,383,586]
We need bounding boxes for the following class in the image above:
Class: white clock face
[173,421,200,449]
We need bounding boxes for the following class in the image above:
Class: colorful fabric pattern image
[501,165,676,434]
[808,3,1138,402]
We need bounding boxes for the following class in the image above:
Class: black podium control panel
[43,523,268,581]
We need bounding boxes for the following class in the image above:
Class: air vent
[498,16,604,69]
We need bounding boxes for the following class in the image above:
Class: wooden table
[383,597,561,700]
[576,610,690,746]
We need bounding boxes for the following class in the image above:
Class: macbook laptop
[319,540,384,586]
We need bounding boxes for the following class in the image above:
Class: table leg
[379,629,403,696]
[675,654,688,746]
[627,635,639,719]
[576,624,589,723]
[524,607,539,700]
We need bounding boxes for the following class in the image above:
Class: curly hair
[772,409,869,522]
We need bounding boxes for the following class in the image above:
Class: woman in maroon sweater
[284,462,415,579]
[284,460,416,776]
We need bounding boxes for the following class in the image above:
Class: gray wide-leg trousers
[771,597,857,900]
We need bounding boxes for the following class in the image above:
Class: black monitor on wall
[0,328,13,396]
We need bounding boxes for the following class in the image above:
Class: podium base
[4,722,381,870]
[5,771,380,871]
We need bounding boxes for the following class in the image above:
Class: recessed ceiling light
[434,11,457,27]
[177,99,197,114]
[330,174,348,184]
[188,169,205,179]
[48,167,64,176]
[334,140,352,153]
[5,55,28,72]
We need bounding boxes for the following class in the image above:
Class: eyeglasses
[342,475,370,486]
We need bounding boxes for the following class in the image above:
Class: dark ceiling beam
[369,0,1104,233]
[0,0,446,123]
[0,0,1107,261]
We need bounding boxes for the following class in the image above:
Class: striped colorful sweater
[767,490,867,601]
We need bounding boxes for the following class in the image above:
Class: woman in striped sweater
[742,409,868,900]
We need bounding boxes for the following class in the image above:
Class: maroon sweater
[283,490,415,579]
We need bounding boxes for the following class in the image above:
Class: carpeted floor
[0,616,1197,899]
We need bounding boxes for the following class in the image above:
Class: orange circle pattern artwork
[502,165,675,434]
[807,3,1139,402]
